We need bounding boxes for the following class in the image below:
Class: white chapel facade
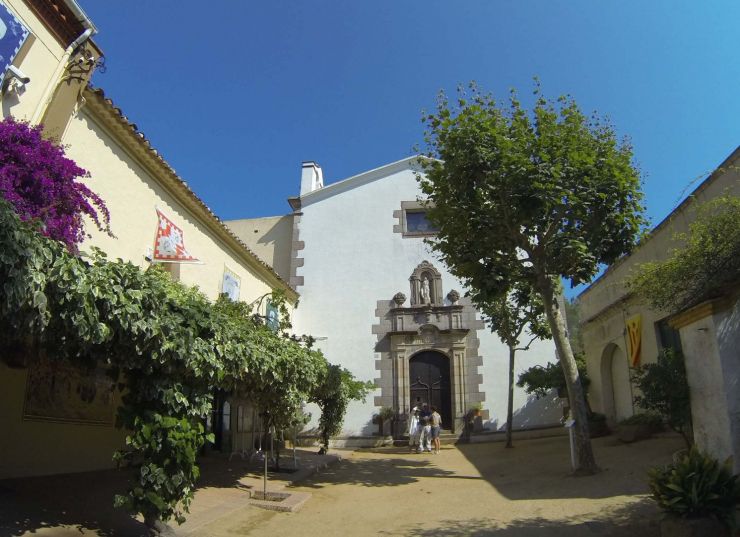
[228,157,564,441]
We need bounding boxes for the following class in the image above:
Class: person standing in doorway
[419,403,432,453]
[430,406,442,454]
[408,402,421,453]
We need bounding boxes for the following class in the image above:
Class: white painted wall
[293,161,563,436]
[680,298,740,472]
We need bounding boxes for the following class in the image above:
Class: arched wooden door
[409,351,452,429]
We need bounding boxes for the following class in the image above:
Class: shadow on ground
[291,450,466,489]
[0,450,321,537]
[380,500,661,537]
[0,467,146,537]
[455,432,684,501]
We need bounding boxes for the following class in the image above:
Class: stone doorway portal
[409,351,452,429]
[372,260,486,436]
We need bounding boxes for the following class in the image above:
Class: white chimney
[300,161,324,196]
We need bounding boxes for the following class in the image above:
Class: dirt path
[195,433,684,536]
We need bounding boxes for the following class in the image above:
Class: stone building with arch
[578,146,740,470]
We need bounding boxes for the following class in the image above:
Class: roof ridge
[83,85,296,298]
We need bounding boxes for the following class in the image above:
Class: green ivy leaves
[0,199,369,526]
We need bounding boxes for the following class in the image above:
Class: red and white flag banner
[153,209,200,263]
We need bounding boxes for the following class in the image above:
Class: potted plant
[617,411,663,443]
[467,403,484,433]
[373,406,395,436]
[648,447,740,536]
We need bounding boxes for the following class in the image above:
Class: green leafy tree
[629,194,740,314]
[477,281,550,448]
[310,364,373,453]
[632,348,693,447]
[418,83,645,473]
[517,353,591,401]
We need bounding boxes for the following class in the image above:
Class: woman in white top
[408,404,421,452]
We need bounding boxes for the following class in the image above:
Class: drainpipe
[30,0,97,125]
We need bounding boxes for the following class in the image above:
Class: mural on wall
[23,359,117,425]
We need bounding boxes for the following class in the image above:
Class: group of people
[408,401,442,454]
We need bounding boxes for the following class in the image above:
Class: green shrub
[648,447,740,528]
[517,353,590,399]
[632,348,692,446]
[620,412,664,432]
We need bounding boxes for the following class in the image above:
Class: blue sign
[0,2,29,87]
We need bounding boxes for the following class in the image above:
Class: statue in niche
[420,276,431,304]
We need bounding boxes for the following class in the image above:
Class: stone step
[396,431,460,447]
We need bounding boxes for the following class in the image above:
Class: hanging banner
[266,301,280,332]
[153,209,200,263]
[626,314,642,367]
[221,268,240,301]
[0,2,29,87]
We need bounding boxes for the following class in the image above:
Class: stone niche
[372,261,485,435]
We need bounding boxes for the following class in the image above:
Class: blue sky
[84,2,739,243]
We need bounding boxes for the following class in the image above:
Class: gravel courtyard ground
[194,432,685,537]
[0,432,685,536]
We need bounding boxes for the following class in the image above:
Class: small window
[404,210,438,236]
[656,319,682,353]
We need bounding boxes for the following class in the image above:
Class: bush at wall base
[648,447,740,536]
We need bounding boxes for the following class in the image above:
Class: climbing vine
[0,198,367,529]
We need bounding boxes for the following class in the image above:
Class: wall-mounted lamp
[7,65,30,84]
[2,65,30,96]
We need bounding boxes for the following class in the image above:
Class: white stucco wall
[679,298,740,472]
[292,161,563,436]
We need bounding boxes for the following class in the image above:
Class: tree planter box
[617,423,652,443]
[660,515,730,537]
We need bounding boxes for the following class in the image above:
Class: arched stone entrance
[600,343,633,424]
[409,351,452,429]
[372,261,486,435]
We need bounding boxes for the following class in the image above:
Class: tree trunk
[506,346,515,448]
[538,275,599,474]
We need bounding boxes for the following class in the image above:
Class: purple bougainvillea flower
[0,117,110,251]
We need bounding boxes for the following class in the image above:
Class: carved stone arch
[410,260,443,306]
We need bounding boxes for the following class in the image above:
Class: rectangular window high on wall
[405,210,438,234]
[656,319,682,354]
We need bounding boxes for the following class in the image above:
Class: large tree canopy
[419,84,645,473]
